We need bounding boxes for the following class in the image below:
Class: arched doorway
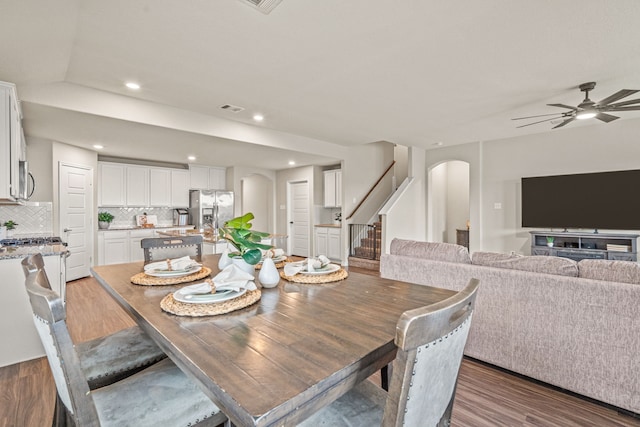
[427,160,470,245]
[240,174,274,233]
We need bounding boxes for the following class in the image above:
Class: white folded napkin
[283,255,331,277]
[178,281,214,295]
[212,264,257,292]
[263,248,285,259]
[144,255,199,272]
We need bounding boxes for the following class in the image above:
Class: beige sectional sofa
[380,238,640,414]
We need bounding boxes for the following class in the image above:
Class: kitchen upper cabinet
[190,165,226,190]
[0,81,24,203]
[149,168,171,207]
[171,170,190,207]
[98,163,126,206]
[126,165,150,206]
[323,169,342,208]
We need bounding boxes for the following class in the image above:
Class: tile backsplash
[0,202,53,237]
[98,207,177,228]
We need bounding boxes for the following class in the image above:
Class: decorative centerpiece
[98,212,114,229]
[218,213,273,274]
[3,220,17,238]
[546,236,555,248]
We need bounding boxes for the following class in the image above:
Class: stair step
[348,257,380,271]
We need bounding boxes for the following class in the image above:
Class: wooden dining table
[91,255,455,427]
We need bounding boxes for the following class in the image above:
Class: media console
[529,231,639,262]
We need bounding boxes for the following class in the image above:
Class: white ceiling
[2,0,640,168]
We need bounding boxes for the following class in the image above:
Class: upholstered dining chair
[299,278,480,427]
[141,235,203,264]
[21,254,166,389]
[23,258,227,427]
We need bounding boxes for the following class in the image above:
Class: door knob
[63,228,72,232]
[289,221,293,224]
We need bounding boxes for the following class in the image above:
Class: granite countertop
[0,244,68,260]
[98,225,196,231]
[155,229,224,244]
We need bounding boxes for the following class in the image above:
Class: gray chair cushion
[93,358,226,427]
[77,326,166,389]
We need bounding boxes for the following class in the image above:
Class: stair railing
[349,223,379,260]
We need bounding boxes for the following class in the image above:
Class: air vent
[238,0,284,14]
[219,104,245,113]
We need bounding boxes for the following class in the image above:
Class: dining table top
[91,255,455,427]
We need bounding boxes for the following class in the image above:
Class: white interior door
[59,163,93,281]
[287,181,310,257]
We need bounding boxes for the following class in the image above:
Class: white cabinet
[129,229,156,262]
[171,170,190,207]
[190,165,226,190]
[98,230,130,265]
[0,81,24,202]
[98,162,191,208]
[98,163,126,206]
[149,168,171,207]
[126,165,149,207]
[323,169,342,208]
[315,226,342,262]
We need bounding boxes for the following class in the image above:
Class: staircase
[348,219,382,271]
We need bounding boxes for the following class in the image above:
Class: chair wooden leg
[381,365,389,391]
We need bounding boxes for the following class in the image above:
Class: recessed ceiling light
[253,114,264,122]
[93,144,104,149]
[187,155,196,161]
[125,82,140,90]
[288,161,296,166]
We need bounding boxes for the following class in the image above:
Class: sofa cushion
[578,259,640,285]
[389,239,471,264]
[471,251,579,277]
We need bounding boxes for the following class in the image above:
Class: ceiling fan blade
[516,116,562,128]
[595,113,619,123]
[552,117,575,129]
[596,89,639,106]
[547,103,578,111]
[607,98,640,108]
[608,106,640,112]
[512,112,565,120]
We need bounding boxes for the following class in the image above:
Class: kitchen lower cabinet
[0,252,66,367]
[129,229,156,262]
[98,230,129,265]
[315,226,342,262]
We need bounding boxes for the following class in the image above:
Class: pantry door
[59,163,93,281]
[287,181,310,257]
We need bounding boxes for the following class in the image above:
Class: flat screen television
[521,169,640,231]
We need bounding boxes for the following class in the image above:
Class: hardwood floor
[1,268,638,427]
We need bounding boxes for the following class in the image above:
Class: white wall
[227,166,277,231]
[429,162,448,242]
[240,174,273,233]
[446,161,469,243]
[25,137,53,202]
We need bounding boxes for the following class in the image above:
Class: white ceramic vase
[258,257,280,288]
[231,257,255,277]
[218,248,233,270]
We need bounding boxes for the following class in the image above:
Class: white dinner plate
[145,265,202,278]
[173,288,247,304]
[300,263,340,276]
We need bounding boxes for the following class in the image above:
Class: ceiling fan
[513,82,640,129]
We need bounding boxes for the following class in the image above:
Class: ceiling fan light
[576,111,597,120]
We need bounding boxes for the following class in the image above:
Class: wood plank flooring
[1,268,639,427]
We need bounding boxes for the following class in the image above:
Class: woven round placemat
[280,268,348,284]
[130,267,212,286]
[160,289,261,316]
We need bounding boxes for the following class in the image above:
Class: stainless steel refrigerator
[189,190,234,232]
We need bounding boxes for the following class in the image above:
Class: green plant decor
[218,212,273,265]
[546,236,555,243]
[98,212,115,223]
[3,220,18,230]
